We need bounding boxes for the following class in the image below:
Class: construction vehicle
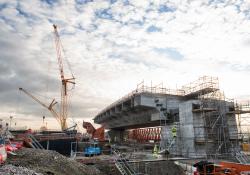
[193,160,250,175]
[84,140,101,157]
[82,121,105,141]
[19,24,75,130]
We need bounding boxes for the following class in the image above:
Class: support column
[108,129,125,143]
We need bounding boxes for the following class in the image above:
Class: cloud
[0,0,250,129]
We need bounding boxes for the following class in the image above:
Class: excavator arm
[83,121,105,141]
[83,121,96,134]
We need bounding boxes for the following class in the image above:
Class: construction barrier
[128,127,161,142]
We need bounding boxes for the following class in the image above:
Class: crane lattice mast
[53,24,75,130]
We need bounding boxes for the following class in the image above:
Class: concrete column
[108,129,125,143]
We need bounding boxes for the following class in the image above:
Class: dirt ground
[95,160,185,175]
[135,161,186,175]
[0,164,43,175]
[3,148,104,175]
[0,148,185,175]
[75,155,185,175]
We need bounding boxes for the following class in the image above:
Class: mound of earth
[4,148,103,175]
[0,164,43,175]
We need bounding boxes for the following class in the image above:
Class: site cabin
[193,161,250,175]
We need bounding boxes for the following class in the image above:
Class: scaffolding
[183,77,250,162]
[95,76,250,163]
[154,76,250,162]
[181,76,219,96]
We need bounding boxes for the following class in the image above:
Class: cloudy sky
[0,0,250,130]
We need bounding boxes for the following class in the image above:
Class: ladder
[27,134,44,149]
[159,137,175,154]
[112,147,137,175]
[231,145,250,164]
[235,150,250,164]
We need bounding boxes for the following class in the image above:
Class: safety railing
[112,147,137,175]
[27,134,44,149]
[95,76,221,117]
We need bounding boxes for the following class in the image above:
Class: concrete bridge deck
[94,76,219,130]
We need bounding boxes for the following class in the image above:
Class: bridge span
[93,76,244,159]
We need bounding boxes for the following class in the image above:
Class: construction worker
[171,125,177,138]
[153,144,158,157]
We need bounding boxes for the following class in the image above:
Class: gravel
[0,164,43,175]
[0,148,185,175]
[3,148,103,175]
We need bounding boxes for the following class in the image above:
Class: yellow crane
[19,24,75,130]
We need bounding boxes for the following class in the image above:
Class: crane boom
[53,24,65,81]
[19,88,60,123]
[53,24,75,130]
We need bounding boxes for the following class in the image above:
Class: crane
[19,25,75,130]
[53,24,75,130]
[19,87,60,124]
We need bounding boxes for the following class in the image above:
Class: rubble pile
[3,148,103,175]
[0,164,42,175]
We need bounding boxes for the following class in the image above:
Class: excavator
[82,121,105,142]
[193,160,250,175]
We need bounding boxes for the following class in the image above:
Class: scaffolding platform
[192,108,217,113]
[195,138,214,144]
[227,110,250,114]
[184,88,219,98]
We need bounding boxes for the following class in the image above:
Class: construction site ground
[0,147,185,175]
[76,155,185,175]
[1,148,103,175]
[74,146,185,175]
